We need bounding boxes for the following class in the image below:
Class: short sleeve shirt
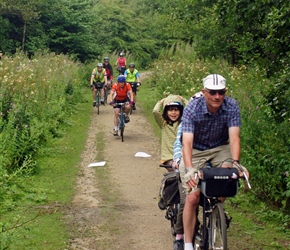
[112,82,132,101]
[182,97,241,150]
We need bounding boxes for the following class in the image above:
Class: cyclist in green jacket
[124,63,141,110]
[90,63,108,106]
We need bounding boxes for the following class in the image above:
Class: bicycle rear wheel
[209,202,227,250]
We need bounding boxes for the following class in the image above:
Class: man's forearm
[230,138,240,161]
[182,146,193,167]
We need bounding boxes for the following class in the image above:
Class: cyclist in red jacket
[109,75,134,136]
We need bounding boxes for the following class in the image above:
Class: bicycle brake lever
[243,171,252,189]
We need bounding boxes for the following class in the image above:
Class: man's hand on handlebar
[184,168,199,191]
[172,158,180,170]
[233,162,251,191]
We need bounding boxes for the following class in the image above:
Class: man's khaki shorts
[179,144,233,194]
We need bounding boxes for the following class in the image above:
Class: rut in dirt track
[65,97,174,250]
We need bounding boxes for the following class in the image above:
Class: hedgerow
[0,52,86,213]
[150,43,290,223]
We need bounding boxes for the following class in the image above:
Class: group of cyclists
[90,53,141,136]
[90,55,250,249]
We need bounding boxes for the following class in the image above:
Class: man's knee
[186,191,200,207]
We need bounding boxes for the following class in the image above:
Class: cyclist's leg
[208,144,232,168]
[113,107,120,127]
[92,85,97,106]
[124,103,131,115]
[106,80,112,91]
[123,102,131,123]
[180,159,200,248]
[113,104,120,135]
[100,83,105,104]
[183,191,200,248]
[173,176,186,248]
[132,91,137,109]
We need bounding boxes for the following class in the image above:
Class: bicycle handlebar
[159,164,179,172]
[113,102,126,107]
[186,159,252,192]
[233,162,252,189]
[128,82,141,88]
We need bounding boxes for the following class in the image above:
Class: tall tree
[0,0,41,52]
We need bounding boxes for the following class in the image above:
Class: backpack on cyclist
[158,172,180,209]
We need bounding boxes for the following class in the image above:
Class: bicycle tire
[209,202,227,250]
[120,126,124,142]
[96,91,100,115]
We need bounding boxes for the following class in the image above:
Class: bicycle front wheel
[209,202,227,250]
[96,92,100,115]
[120,126,124,142]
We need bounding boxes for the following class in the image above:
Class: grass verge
[1,93,91,250]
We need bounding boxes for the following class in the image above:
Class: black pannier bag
[94,82,103,89]
[199,168,239,198]
[158,172,180,207]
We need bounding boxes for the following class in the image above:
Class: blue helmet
[117,75,126,83]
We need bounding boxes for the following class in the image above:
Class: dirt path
[65,92,173,249]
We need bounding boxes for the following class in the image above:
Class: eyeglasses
[205,89,227,96]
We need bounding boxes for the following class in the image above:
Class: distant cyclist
[124,63,141,110]
[103,57,113,88]
[115,52,126,75]
[90,63,108,106]
[109,75,134,136]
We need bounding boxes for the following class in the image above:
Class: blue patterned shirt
[182,96,241,150]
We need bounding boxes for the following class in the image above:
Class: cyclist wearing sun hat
[179,74,249,250]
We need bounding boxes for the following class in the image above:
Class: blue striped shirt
[182,96,241,150]
[173,123,182,161]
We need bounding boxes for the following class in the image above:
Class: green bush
[0,52,86,214]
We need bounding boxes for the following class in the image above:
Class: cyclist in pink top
[115,52,127,75]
